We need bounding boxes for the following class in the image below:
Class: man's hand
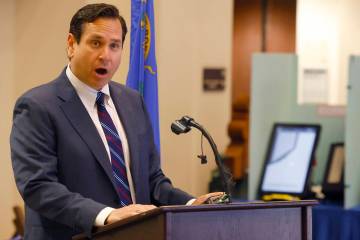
[191,192,224,206]
[105,204,157,225]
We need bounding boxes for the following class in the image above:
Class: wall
[297,0,360,105]
[0,0,232,237]
[345,56,360,208]
[156,0,233,196]
[0,1,18,239]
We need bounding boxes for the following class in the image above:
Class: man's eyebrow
[89,34,121,43]
[111,39,122,43]
[88,34,103,39]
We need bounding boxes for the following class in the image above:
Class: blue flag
[126,0,160,151]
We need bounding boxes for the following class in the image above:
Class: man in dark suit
[10,3,220,240]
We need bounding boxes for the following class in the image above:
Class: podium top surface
[73,200,317,240]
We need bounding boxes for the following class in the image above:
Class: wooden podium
[73,200,316,240]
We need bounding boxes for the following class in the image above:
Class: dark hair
[69,3,127,45]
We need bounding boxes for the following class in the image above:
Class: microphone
[170,116,192,135]
[171,116,233,203]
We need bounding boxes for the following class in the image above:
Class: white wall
[0,0,232,237]
[0,1,18,239]
[297,0,341,105]
[156,0,232,196]
[338,0,360,103]
[297,0,360,105]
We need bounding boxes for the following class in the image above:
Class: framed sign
[203,68,225,91]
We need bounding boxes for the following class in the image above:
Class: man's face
[67,17,123,90]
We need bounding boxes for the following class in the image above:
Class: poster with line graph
[260,124,320,194]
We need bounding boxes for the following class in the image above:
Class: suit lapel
[55,73,121,199]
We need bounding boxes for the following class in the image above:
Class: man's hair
[69,3,127,45]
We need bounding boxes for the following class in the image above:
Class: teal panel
[345,56,360,208]
[249,54,345,200]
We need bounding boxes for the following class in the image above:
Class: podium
[73,200,316,240]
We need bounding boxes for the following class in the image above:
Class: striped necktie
[96,91,132,206]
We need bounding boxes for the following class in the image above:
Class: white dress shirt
[66,65,136,226]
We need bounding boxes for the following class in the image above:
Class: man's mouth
[95,68,108,76]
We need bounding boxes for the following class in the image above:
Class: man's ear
[67,33,76,59]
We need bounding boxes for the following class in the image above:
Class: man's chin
[89,78,111,91]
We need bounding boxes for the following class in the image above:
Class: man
[10,3,221,240]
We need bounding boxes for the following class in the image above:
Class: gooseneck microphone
[171,116,233,203]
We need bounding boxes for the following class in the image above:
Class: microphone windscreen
[171,120,190,134]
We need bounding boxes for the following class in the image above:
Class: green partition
[249,54,345,200]
[345,56,360,208]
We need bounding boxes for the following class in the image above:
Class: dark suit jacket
[10,69,192,240]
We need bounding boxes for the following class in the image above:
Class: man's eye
[91,40,100,47]
[110,43,120,50]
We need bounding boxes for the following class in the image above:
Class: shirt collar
[66,64,111,107]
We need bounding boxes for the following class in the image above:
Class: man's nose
[98,46,110,62]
